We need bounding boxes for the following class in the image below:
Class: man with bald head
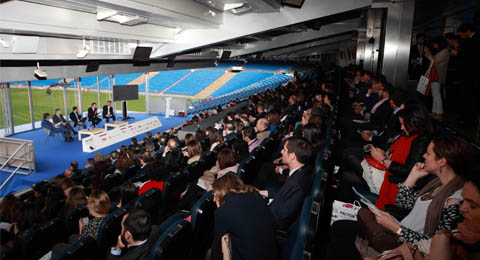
[255,117,270,142]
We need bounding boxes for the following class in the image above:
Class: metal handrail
[0,162,25,191]
[0,143,25,173]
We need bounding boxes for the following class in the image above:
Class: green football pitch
[0,88,146,127]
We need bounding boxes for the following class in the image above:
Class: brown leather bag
[357,207,400,252]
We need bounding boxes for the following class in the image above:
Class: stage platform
[0,113,191,197]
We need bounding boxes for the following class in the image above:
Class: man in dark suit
[41,113,73,142]
[135,153,152,178]
[409,33,428,80]
[69,106,86,129]
[102,100,116,123]
[88,102,101,128]
[53,108,77,135]
[366,86,393,127]
[107,209,160,260]
[359,92,405,150]
[259,137,313,229]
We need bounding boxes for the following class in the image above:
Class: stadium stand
[210,71,273,97]
[164,70,224,96]
[148,69,191,93]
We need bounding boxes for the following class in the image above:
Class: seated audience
[185,139,202,164]
[53,108,77,135]
[208,128,224,151]
[210,173,278,260]
[102,100,116,122]
[260,137,313,228]
[429,166,480,259]
[138,166,167,195]
[242,126,261,153]
[41,113,74,142]
[339,103,433,209]
[116,182,139,209]
[87,102,102,127]
[255,118,270,142]
[328,135,474,258]
[65,187,87,212]
[107,209,159,260]
[70,106,86,129]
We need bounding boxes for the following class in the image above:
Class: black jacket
[69,111,85,126]
[210,192,278,260]
[103,105,115,118]
[106,225,162,260]
[372,111,402,149]
[52,114,67,124]
[387,134,431,184]
[369,99,393,127]
[268,166,314,228]
[87,107,99,122]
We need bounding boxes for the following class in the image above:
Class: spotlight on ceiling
[0,38,10,48]
[77,38,90,58]
[34,62,47,80]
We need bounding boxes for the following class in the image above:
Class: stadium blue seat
[134,187,163,221]
[13,217,67,260]
[282,196,313,260]
[64,205,89,236]
[149,219,192,260]
[187,190,216,260]
[96,207,128,253]
[54,237,97,260]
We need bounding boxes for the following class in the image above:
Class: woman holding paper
[370,136,472,246]
[327,136,474,259]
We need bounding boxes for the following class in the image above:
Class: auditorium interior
[1,0,480,259]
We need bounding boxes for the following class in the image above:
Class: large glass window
[28,79,70,124]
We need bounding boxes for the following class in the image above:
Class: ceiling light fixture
[76,38,90,58]
[0,38,10,48]
[34,62,47,79]
[223,3,244,11]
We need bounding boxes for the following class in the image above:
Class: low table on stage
[104,121,128,130]
[78,128,106,141]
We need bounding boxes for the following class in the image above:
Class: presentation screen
[113,85,139,101]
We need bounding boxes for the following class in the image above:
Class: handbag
[362,157,386,195]
[331,200,361,225]
[416,62,434,95]
[357,208,400,252]
[221,234,232,260]
[416,75,430,95]
[364,242,429,260]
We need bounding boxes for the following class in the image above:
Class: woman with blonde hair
[210,173,278,260]
[79,190,111,239]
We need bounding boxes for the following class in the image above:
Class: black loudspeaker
[282,0,305,8]
[256,53,262,59]
[133,47,152,61]
[167,59,175,68]
[221,51,231,59]
[133,46,152,66]
[86,62,100,72]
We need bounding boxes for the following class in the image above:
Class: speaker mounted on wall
[86,61,100,72]
[133,46,152,66]
[221,50,231,60]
